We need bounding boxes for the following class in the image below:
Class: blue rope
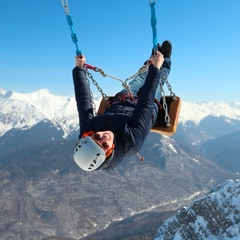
[66,15,82,56]
[62,1,82,56]
[62,1,158,55]
[149,1,158,51]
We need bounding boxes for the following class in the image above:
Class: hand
[75,55,86,67]
[150,50,164,69]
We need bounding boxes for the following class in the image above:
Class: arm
[129,51,164,143]
[72,55,94,131]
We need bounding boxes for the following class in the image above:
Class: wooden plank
[151,96,181,136]
[97,96,181,136]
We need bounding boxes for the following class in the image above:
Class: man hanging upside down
[72,41,172,171]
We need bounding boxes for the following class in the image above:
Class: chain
[97,68,124,83]
[125,63,150,83]
[95,63,149,95]
[159,68,175,127]
[164,77,176,98]
[84,68,109,116]
[160,82,170,127]
[82,62,150,115]
[95,68,130,94]
[85,69,97,115]
[77,62,149,117]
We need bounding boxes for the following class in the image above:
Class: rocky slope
[0,134,237,239]
[154,179,240,240]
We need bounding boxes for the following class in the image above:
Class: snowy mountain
[0,133,236,239]
[0,88,103,138]
[0,86,6,96]
[1,87,240,170]
[1,87,240,239]
[1,87,240,138]
[180,101,240,125]
[154,179,240,240]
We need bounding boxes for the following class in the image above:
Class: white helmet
[73,136,106,171]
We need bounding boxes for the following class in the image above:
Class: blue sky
[0,0,240,102]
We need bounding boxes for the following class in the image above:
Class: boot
[161,40,172,59]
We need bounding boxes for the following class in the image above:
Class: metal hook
[61,0,70,15]
[61,0,68,7]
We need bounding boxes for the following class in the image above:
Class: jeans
[122,58,171,101]
[121,58,171,112]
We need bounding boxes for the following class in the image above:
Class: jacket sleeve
[72,66,94,132]
[128,65,161,146]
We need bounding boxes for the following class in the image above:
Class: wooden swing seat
[97,96,181,136]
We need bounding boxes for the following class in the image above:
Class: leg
[121,57,171,100]
[121,70,148,96]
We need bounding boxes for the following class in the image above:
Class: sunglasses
[82,131,115,158]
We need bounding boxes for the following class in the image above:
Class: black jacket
[72,65,161,170]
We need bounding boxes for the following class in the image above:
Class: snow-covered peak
[180,100,240,125]
[1,87,240,138]
[0,88,101,137]
[0,87,7,96]
[4,88,50,100]
[154,179,240,240]
[2,88,74,118]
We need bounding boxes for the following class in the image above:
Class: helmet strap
[82,131,95,137]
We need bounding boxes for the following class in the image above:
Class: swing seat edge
[97,96,181,137]
[151,96,181,136]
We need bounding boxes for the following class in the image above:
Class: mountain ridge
[0,136,236,239]
[1,87,240,239]
[1,87,240,138]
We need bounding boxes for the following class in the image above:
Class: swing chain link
[97,68,123,83]
[125,63,149,83]
[123,63,149,95]
[93,63,150,96]
[160,83,170,127]
[83,62,150,113]
[165,78,176,98]
[96,68,131,94]
[92,60,176,128]
[159,68,176,127]
[84,68,108,115]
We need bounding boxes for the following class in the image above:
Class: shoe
[143,42,170,65]
[161,40,172,59]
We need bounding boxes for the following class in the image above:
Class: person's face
[91,131,114,154]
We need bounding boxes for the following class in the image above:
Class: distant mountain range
[0,87,240,239]
[1,87,240,138]
[1,87,240,170]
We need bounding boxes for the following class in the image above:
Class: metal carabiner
[61,0,68,7]
[61,0,70,15]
